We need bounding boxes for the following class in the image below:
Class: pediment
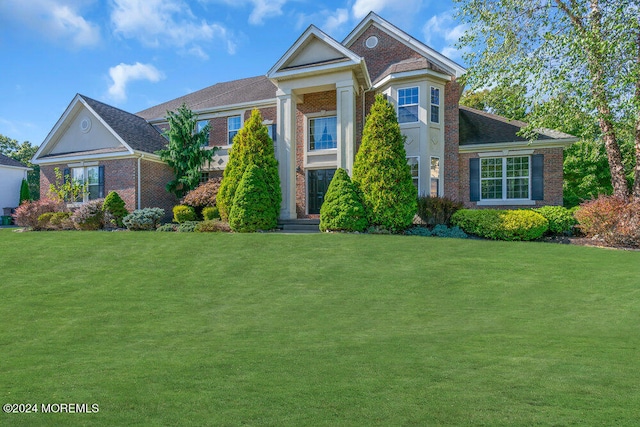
[282,36,348,70]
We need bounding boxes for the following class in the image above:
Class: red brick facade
[444,79,462,202]
[458,147,564,208]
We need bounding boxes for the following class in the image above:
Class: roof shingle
[0,153,29,168]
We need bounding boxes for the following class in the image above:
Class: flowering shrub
[12,198,64,229]
[452,209,548,241]
[122,208,165,231]
[71,199,104,230]
[574,196,640,247]
[195,220,232,233]
[183,178,222,208]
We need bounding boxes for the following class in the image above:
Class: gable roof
[137,75,277,121]
[81,95,168,153]
[0,153,29,169]
[459,106,576,145]
[343,12,466,79]
[267,25,370,86]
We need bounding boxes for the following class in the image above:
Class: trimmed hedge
[173,205,196,223]
[319,168,368,232]
[533,206,577,235]
[202,206,220,221]
[452,209,549,241]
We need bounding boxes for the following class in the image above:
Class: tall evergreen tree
[352,94,417,231]
[217,109,280,221]
[156,104,215,198]
[229,164,278,232]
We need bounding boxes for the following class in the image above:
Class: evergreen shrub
[103,191,128,228]
[229,164,277,232]
[71,199,105,230]
[173,205,196,223]
[534,206,577,235]
[352,94,417,231]
[19,179,30,204]
[177,221,199,232]
[319,168,367,232]
[452,209,548,241]
[202,206,220,220]
[157,223,178,232]
[217,109,280,221]
[122,208,165,231]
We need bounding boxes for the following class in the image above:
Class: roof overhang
[32,94,135,163]
[373,68,452,90]
[0,164,32,171]
[33,149,162,165]
[459,138,579,153]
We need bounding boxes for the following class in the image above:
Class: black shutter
[98,165,105,198]
[531,154,544,200]
[63,168,70,184]
[469,158,480,202]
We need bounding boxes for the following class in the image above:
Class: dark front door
[307,169,335,215]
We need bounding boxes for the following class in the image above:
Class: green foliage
[71,200,105,231]
[217,109,281,221]
[172,205,196,223]
[36,213,55,230]
[319,168,368,232]
[202,206,220,220]
[459,85,528,120]
[12,198,64,229]
[452,209,548,241]
[1,134,40,200]
[156,104,216,198]
[19,179,30,204]
[228,164,278,232]
[574,196,640,247]
[122,208,165,231]
[456,0,640,198]
[48,167,86,203]
[177,221,199,232]
[405,225,468,239]
[103,191,128,228]
[195,220,232,233]
[534,206,577,235]
[416,196,464,226]
[352,94,417,231]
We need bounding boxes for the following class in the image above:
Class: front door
[307,169,335,215]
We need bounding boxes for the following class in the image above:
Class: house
[33,12,576,219]
[0,153,30,216]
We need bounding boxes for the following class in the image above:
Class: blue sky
[0,0,467,147]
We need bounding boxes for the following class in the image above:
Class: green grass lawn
[1,229,639,426]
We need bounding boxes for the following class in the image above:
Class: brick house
[33,12,576,218]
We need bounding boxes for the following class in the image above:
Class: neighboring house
[34,12,576,218]
[0,153,30,212]
[32,94,177,215]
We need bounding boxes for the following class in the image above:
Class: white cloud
[247,0,287,25]
[323,9,350,35]
[110,0,236,55]
[0,0,100,48]
[423,12,468,60]
[107,62,164,102]
[352,0,390,20]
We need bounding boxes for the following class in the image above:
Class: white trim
[459,138,578,153]
[33,150,162,165]
[477,149,535,157]
[373,68,451,89]
[477,200,536,206]
[342,13,466,78]
[0,164,31,171]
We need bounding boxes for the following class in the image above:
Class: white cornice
[33,150,161,165]
[373,68,452,89]
[458,138,578,153]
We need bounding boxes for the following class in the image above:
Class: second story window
[398,87,419,123]
[228,116,241,145]
[196,120,209,147]
[430,87,440,123]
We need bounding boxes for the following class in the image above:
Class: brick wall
[444,79,462,202]
[295,90,337,218]
[140,159,178,219]
[458,147,565,208]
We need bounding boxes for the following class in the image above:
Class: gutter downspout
[137,154,144,209]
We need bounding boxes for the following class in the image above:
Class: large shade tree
[455,0,640,199]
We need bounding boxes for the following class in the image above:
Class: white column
[276,88,297,219]
[336,80,356,174]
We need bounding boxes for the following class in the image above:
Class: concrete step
[277,219,320,233]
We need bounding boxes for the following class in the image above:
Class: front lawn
[1,230,639,425]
